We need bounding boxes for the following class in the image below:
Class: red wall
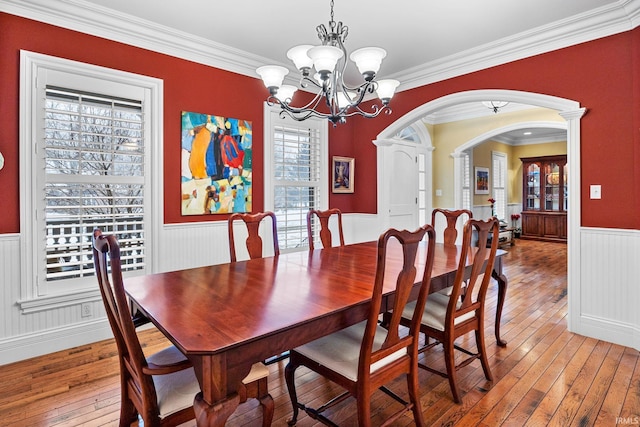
[0,13,268,232]
[340,28,640,229]
[1,12,638,233]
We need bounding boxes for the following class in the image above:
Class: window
[20,51,161,302]
[264,108,328,252]
[461,151,471,210]
[492,151,508,220]
[43,87,145,283]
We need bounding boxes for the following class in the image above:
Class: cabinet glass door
[525,163,540,210]
[544,162,560,210]
[563,163,568,211]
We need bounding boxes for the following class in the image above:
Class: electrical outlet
[81,302,92,318]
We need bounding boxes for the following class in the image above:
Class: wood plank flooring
[1,239,638,426]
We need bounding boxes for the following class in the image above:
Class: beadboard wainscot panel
[159,221,230,271]
[0,233,112,365]
[0,234,21,340]
[576,227,640,350]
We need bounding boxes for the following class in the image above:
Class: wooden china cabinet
[520,155,567,242]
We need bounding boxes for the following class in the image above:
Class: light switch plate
[590,184,601,199]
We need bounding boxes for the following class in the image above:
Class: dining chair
[285,224,436,426]
[228,212,286,364]
[306,208,345,250]
[400,217,499,403]
[431,208,473,245]
[228,211,280,262]
[92,229,274,427]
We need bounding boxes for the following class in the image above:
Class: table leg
[194,392,240,427]
[191,354,248,427]
[491,258,508,347]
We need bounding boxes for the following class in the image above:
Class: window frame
[491,151,508,220]
[263,105,328,253]
[19,51,163,311]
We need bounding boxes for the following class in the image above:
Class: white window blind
[44,87,146,282]
[492,151,507,220]
[462,152,471,210]
[272,123,322,251]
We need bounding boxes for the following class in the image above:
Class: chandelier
[256,0,400,125]
[482,101,509,113]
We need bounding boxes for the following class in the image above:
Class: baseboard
[572,314,640,351]
[0,318,112,366]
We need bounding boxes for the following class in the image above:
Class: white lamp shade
[349,47,386,75]
[276,85,297,102]
[286,45,314,70]
[376,79,400,100]
[307,45,343,74]
[256,65,289,89]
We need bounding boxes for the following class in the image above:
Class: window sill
[18,289,102,314]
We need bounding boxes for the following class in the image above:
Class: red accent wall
[341,28,640,229]
[1,12,639,232]
[0,12,268,232]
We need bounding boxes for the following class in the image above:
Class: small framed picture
[475,167,490,194]
[332,156,354,193]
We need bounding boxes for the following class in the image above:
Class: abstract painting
[181,111,252,215]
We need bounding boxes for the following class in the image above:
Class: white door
[388,145,418,231]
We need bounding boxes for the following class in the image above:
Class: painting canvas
[181,111,252,215]
[475,167,490,194]
[332,156,354,193]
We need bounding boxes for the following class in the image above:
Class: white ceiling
[76,0,621,83]
[5,0,636,142]
[18,0,634,90]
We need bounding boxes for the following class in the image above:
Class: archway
[375,89,586,333]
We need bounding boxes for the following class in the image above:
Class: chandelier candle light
[256,0,400,125]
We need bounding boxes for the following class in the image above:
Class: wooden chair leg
[285,360,301,425]
[443,339,462,404]
[259,392,274,427]
[356,393,372,427]
[408,367,425,426]
[475,328,493,381]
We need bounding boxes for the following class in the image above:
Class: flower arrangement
[488,198,496,217]
[511,213,522,235]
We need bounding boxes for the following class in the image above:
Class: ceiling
[31,0,633,89]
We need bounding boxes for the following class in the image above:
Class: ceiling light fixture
[256,0,400,126]
[482,101,509,113]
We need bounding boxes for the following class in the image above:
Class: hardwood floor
[1,239,638,426]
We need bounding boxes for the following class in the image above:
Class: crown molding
[2,0,639,88]
[394,0,640,91]
[0,0,278,78]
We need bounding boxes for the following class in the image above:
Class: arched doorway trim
[375,89,586,334]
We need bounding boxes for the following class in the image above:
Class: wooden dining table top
[125,241,503,357]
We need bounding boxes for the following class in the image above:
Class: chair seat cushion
[149,346,268,418]
[149,346,201,418]
[292,321,406,382]
[403,292,475,332]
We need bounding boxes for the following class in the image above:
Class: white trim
[1,0,638,92]
[394,1,640,91]
[0,319,112,366]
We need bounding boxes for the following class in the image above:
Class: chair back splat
[228,211,280,262]
[306,208,345,250]
[431,208,473,246]
[285,225,436,426]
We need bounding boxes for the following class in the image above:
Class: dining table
[125,240,508,426]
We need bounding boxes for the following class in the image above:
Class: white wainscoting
[571,227,640,350]
[1,220,638,365]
